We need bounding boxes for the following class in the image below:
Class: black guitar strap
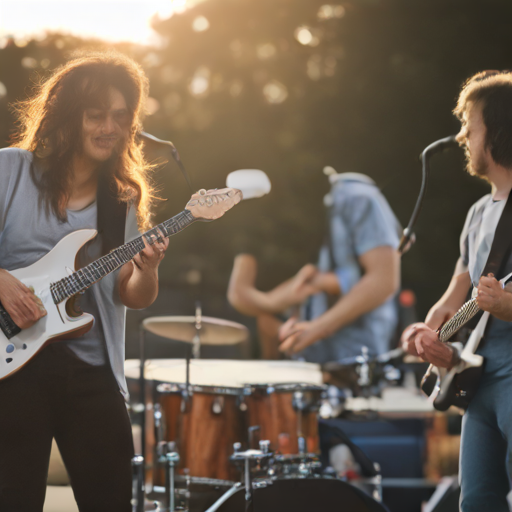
[96,170,127,256]
[465,189,512,333]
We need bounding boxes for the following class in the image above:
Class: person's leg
[459,380,511,512]
[0,351,54,512]
[53,353,133,512]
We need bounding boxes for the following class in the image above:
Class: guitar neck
[50,209,196,304]
[438,297,481,343]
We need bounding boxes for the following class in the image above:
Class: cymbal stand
[192,301,202,359]
[138,326,148,462]
[131,455,145,512]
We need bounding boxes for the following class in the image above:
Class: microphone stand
[139,131,195,193]
[398,135,459,254]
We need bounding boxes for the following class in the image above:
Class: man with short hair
[402,71,512,511]
[0,51,167,511]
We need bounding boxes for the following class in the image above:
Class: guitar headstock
[185,188,243,220]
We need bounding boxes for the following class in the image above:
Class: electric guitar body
[0,187,242,380]
[0,229,97,377]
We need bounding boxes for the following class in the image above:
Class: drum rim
[243,382,327,393]
[156,382,243,396]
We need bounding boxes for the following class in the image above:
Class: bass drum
[215,477,388,512]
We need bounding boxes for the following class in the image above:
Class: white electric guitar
[0,188,242,380]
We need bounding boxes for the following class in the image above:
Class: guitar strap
[96,170,127,256]
[464,189,512,334]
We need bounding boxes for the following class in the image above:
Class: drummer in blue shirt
[228,169,401,364]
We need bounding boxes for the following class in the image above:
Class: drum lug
[212,396,225,415]
[292,391,305,411]
[237,394,248,412]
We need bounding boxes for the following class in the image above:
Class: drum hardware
[323,346,406,400]
[139,326,148,462]
[132,455,146,512]
[269,453,323,478]
[166,447,180,512]
[248,425,261,449]
[237,394,248,412]
[229,441,274,512]
[154,405,165,446]
[356,347,371,388]
[192,302,202,359]
[212,396,225,414]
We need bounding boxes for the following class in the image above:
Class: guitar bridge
[0,301,21,340]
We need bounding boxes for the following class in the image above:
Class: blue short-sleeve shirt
[299,173,401,364]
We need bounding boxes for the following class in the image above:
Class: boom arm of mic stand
[399,135,458,254]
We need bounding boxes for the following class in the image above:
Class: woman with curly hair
[0,50,166,511]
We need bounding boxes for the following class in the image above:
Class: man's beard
[464,146,488,178]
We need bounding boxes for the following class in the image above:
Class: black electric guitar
[421,272,512,411]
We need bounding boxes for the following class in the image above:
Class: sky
[0,0,197,45]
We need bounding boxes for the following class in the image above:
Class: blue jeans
[460,374,512,511]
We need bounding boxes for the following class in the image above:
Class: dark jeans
[460,374,512,512]
[0,343,134,512]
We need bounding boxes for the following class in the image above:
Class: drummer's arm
[228,254,321,316]
[311,246,400,337]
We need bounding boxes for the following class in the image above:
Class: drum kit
[126,308,389,512]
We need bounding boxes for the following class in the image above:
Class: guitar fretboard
[438,297,481,342]
[50,209,196,304]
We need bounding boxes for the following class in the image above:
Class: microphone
[422,135,459,157]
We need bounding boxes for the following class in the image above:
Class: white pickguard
[0,229,98,379]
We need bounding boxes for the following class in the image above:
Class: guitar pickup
[0,301,21,340]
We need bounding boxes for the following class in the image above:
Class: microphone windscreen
[226,169,271,200]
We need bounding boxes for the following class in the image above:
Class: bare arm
[279,245,400,354]
[424,258,471,329]
[118,233,169,310]
[227,254,320,316]
[401,258,471,368]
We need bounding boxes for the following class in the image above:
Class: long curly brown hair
[11,50,156,230]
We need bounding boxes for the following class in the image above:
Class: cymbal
[142,316,249,345]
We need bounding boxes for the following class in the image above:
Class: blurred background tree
[0,0,510,358]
